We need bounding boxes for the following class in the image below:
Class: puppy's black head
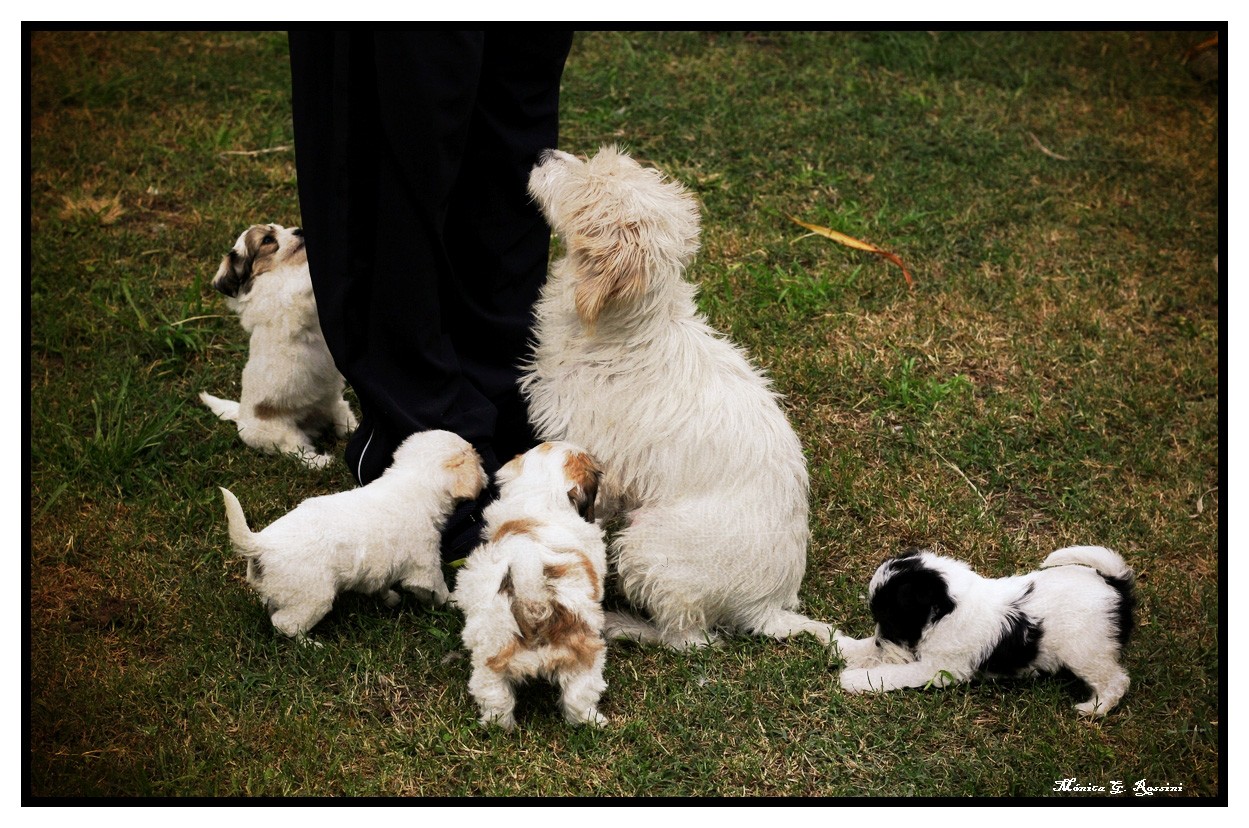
[869,551,956,650]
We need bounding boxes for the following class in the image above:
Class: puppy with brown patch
[200,223,357,469]
[453,442,608,730]
[220,429,486,642]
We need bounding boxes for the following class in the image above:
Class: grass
[28,30,1222,800]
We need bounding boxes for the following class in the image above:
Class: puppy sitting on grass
[835,546,1136,715]
[453,442,608,730]
[220,430,486,642]
[200,223,356,469]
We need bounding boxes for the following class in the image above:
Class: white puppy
[200,223,357,469]
[834,546,1136,715]
[220,429,487,641]
[454,442,608,730]
[522,146,833,649]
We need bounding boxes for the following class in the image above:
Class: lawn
[28,30,1222,799]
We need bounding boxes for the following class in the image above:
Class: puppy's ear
[564,450,601,522]
[444,449,486,501]
[494,453,525,489]
[212,248,251,297]
[570,221,650,327]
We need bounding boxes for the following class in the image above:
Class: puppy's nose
[291,226,303,236]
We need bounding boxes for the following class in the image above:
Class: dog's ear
[212,248,251,297]
[564,450,601,522]
[444,448,485,501]
[570,221,650,327]
[494,452,526,489]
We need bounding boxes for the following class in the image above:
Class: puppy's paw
[582,710,609,729]
[479,711,516,732]
[1074,699,1111,717]
[839,668,879,694]
[300,452,334,470]
[381,589,402,608]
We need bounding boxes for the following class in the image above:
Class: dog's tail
[1042,545,1132,580]
[200,391,240,423]
[219,487,263,580]
[501,550,557,636]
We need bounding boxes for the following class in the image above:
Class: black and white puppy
[200,223,356,469]
[834,546,1135,715]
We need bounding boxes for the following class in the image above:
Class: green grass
[29,31,1221,799]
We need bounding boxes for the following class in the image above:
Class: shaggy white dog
[835,546,1136,715]
[220,429,486,641]
[454,442,608,730]
[522,146,834,649]
[200,223,357,469]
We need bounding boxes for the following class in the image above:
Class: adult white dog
[835,546,1135,715]
[200,223,356,469]
[454,442,608,730]
[522,146,833,649]
[220,429,486,641]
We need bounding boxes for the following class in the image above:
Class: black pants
[288,31,574,493]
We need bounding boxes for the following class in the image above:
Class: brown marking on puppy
[485,638,519,673]
[543,563,570,581]
[498,570,514,597]
[536,442,555,454]
[546,546,603,602]
[253,400,290,420]
[563,450,601,521]
[491,518,541,543]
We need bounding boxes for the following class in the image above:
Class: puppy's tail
[200,391,240,423]
[1042,546,1133,580]
[219,487,262,579]
[502,550,556,635]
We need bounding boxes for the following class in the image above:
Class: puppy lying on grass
[220,429,486,642]
[835,546,1135,715]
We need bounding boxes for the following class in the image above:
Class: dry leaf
[59,193,125,225]
[788,215,914,287]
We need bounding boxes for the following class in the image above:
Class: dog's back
[1040,546,1135,649]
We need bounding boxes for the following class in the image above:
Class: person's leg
[442,31,575,465]
[290,32,501,486]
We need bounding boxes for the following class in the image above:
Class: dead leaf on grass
[787,215,914,288]
[59,192,125,225]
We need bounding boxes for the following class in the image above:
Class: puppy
[834,546,1136,715]
[453,442,608,730]
[200,223,357,469]
[522,146,833,649]
[220,429,487,641]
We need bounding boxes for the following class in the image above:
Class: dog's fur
[834,546,1136,715]
[200,223,357,468]
[453,442,609,730]
[522,146,833,650]
[220,429,486,641]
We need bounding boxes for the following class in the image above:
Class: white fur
[200,223,357,469]
[835,547,1134,715]
[220,429,486,641]
[454,442,609,730]
[522,147,833,649]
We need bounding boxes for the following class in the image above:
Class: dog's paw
[1074,699,1111,717]
[300,452,334,470]
[839,668,880,694]
[479,711,516,732]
